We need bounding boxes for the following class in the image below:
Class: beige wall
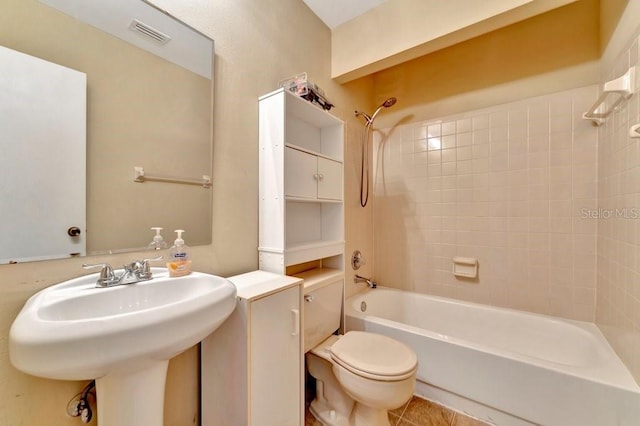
[0,0,369,425]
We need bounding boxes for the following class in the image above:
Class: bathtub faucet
[354,274,377,289]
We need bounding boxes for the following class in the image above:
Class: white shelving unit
[255,90,346,423]
[258,88,345,273]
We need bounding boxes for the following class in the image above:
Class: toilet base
[310,398,391,426]
[352,402,390,426]
[309,399,350,426]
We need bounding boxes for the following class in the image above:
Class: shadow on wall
[372,115,425,291]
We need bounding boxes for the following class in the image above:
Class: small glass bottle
[148,227,168,250]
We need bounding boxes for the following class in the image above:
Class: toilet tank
[294,269,343,353]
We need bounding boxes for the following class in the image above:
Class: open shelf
[285,195,342,203]
[284,240,344,267]
[285,143,343,164]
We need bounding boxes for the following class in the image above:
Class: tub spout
[354,274,377,289]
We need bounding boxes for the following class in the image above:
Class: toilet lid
[329,331,417,381]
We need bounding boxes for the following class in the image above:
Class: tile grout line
[393,399,411,425]
[450,412,458,425]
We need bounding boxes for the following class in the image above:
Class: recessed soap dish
[452,257,478,279]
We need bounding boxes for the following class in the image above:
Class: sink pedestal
[95,361,169,426]
[9,268,237,426]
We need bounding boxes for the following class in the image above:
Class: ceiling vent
[128,19,171,45]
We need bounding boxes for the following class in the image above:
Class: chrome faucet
[83,256,163,288]
[354,274,377,289]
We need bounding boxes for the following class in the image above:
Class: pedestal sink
[9,268,236,426]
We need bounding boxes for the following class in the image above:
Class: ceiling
[302,0,386,29]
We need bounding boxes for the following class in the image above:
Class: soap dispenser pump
[167,229,191,277]
[148,227,168,250]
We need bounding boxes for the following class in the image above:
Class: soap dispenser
[167,229,191,277]
[148,227,168,250]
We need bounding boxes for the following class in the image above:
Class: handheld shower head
[369,97,397,123]
[354,96,398,208]
[354,97,397,126]
[382,97,397,108]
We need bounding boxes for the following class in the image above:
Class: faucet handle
[124,260,139,269]
[140,256,163,279]
[82,263,115,286]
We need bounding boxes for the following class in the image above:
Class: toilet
[304,279,417,426]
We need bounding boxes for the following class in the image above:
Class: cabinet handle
[318,174,324,180]
[291,309,300,336]
[313,173,319,181]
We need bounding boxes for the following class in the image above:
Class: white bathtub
[345,287,640,426]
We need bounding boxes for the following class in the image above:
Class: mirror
[0,0,214,263]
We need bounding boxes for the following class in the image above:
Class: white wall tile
[457,118,472,133]
[442,121,456,136]
[596,29,640,382]
[375,86,599,321]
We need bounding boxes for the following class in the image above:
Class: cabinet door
[317,157,342,200]
[285,147,317,199]
[250,286,301,426]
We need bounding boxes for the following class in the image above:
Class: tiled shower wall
[596,25,640,380]
[373,85,599,321]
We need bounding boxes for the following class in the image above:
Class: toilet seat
[329,331,417,381]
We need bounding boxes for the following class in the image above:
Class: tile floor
[305,395,490,426]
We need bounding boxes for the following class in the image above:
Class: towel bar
[133,166,211,188]
[583,67,635,126]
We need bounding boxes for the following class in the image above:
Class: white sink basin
[9,267,237,426]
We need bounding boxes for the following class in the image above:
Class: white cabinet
[285,147,318,199]
[250,286,301,422]
[285,147,342,201]
[317,157,342,200]
[201,271,303,426]
[259,88,345,273]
